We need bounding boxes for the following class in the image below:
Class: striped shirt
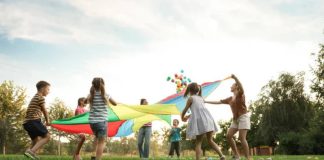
[24,94,45,123]
[89,91,110,123]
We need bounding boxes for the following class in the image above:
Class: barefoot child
[168,119,181,158]
[73,97,88,160]
[181,83,225,160]
[88,77,118,160]
[205,74,251,160]
[23,81,51,159]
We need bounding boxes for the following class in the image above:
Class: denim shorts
[90,121,107,138]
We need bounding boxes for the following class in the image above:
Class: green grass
[0,155,323,160]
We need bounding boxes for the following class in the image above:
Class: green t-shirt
[170,127,181,142]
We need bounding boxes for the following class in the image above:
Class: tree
[180,124,195,156]
[311,43,324,107]
[248,101,265,148]
[161,126,172,155]
[0,81,27,154]
[43,139,57,155]
[48,98,73,155]
[215,121,232,154]
[307,43,324,154]
[151,130,161,158]
[249,73,314,151]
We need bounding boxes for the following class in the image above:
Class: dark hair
[36,81,50,91]
[140,98,147,105]
[184,82,202,97]
[89,77,107,106]
[78,97,86,106]
[173,119,179,124]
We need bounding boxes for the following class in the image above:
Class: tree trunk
[58,135,61,156]
[2,144,5,156]
[202,148,206,157]
[3,120,6,155]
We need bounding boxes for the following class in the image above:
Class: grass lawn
[0,155,323,160]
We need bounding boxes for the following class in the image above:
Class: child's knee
[207,139,214,145]
[226,134,232,140]
[45,133,51,140]
[239,136,246,142]
[80,135,86,141]
[97,137,105,143]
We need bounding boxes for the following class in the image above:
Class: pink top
[75,106,87,116]
[143,122,152,127]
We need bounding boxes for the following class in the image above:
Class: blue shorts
[23,119,48,140]
[90,121,107,138]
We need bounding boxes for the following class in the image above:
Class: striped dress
[89,91,110,124]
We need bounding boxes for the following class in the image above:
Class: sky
[0,0,324,133]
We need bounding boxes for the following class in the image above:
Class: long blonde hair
[89,77,108,106]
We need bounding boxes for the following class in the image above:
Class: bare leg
[30,133,50,153]
[96,137,106,160]
[206,131,224,157]
[92,138,98,158]
[30,137,39,149]
[74,134,85,160]
[195,134,204,160]
[227,128,239,158]
[239,129,251,160]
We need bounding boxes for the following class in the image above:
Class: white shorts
[230,113,251,130]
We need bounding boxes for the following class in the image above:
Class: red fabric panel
[51,120,126,137]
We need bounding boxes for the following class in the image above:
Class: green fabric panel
[51,112,90,124]
[107,107,120,121]
[155,114,172,125]
[52,108,120,125]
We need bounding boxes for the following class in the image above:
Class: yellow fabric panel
[132,114,167,131]
[111,104,179,120]
[131,104,180,115]
[110,105,144,120]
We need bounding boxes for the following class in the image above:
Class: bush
[277,132,301,154]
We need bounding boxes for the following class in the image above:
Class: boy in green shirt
[169,119,181,158]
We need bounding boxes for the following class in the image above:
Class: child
[88,77,117,160]
[168,119,181,158]
[181,82,225,160]
[137,98,152,159]
[73,97,88,160]
[205,74,251,160]
[23,81,51,159]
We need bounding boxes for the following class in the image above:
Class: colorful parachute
[51,104,179,137]
[51,80,225,137]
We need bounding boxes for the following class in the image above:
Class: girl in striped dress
[88,77,118,160]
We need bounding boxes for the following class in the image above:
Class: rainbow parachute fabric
[51,80,224,137]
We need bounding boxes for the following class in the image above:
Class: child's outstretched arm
[204,100,222,104]
[181,97,193,122]
[109,97,117,106]
[232,74,244,95]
